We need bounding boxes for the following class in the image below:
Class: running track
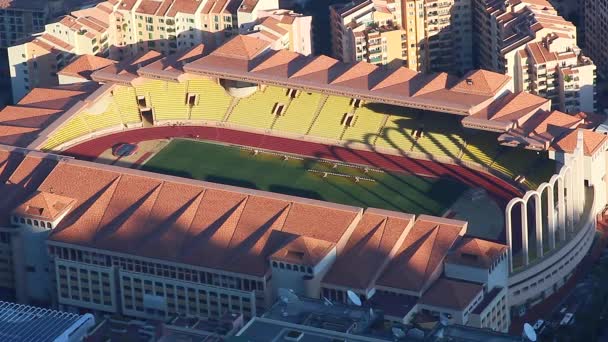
[63,126,522,204]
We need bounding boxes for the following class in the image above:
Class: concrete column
[546,185,556,249]
[566,170,574,233]
[558,177,566,241]
[521,203,529,267]
[534,195,543,258]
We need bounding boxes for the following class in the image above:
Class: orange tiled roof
[375,216,466,293]
[41,158,361,277]
[58,54,116,80]
[419,278,483,310]
[322,209,414,290]
[446,238,507,269]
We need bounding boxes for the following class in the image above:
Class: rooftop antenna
[278,288,298,304]
[523,323,537,342]
[347,290,362,306]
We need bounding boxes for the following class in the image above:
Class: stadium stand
[272,91,322,134]
[376,114,418,152]
[308,96,353,140]
[112,86,142,124]
[411,116,466,159]
[42,117,90,150]
[228,86,289,129]
[490,149,537,180]
[81,102,122,132]
[187,79,232,121]
[461,132,501,167]
[341,103,388,145]
[154,82,189,121]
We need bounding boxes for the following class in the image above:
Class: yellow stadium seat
[42,116,90,150]
[82,102,122,132]
[228,86,289,129]
[376,115,417,152]
[154,82,189,121]
[187,79,232,121]
[461,132,500,167]
[273,92,322,134]
[112,86,142,124]
[308,96,352,140]
[342,104,387,145]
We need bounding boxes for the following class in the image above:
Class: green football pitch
[141,139,469,215]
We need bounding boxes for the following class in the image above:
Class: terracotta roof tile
[323,209,414,290]
[376,215,466,293]
[419,278,482,310]
[58,55,116,80]
[446,238,507,269]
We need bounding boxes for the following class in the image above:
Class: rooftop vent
[465,78,473,85]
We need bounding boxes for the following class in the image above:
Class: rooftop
[0,301,95,342]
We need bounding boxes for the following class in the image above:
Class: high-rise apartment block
[583,0,608,78]
[330,0,473,74]
[7,0,312,103]
[474,0,596,113]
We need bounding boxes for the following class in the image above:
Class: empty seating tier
[341,103,388,145]
[375,114,418,152]
[228,86,289,129]
[308,96,353,140]
[81,102,122,132]
[411,116,465,159]
[112,86,142,124]
[154,82,189,121]
[42,116,90,150]
[461,132,501,167]
[273,92,322,135]
[187,79,232,121]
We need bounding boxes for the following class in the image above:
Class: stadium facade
[0,35,605,332]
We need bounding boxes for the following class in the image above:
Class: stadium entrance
[140,108,154,126]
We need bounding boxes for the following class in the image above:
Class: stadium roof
[322,209,415,290]
[419,278,483,311]
[183,37,511,115]
[0,301,94,342]
[446,238,508,269]
[375,216,466,294]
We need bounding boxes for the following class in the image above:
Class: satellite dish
[278,288,298,303]
[523,323,537,342]
[347,290,362,306]
[391,327,405,338]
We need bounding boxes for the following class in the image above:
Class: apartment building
[583,0,608,78]
[8,0,309,103]
[245,9,313,56]
[330,0,473,74]
[0,1,47,48]
[515,34,597,113]
[474,0,596,113]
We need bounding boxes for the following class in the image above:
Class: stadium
[0,35,605,325]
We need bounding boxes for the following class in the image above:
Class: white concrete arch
[505,161,583,272]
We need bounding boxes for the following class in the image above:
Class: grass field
[141,139,470,215]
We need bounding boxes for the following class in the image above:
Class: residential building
[474,0,596,113]
[0,301,95,341]
[7,0,311,103]
[245,9,313,56]
[330,0,473,74]
[514,34,597,113]
[583,0,608,77]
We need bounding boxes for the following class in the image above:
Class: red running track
[63,126,522,203]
